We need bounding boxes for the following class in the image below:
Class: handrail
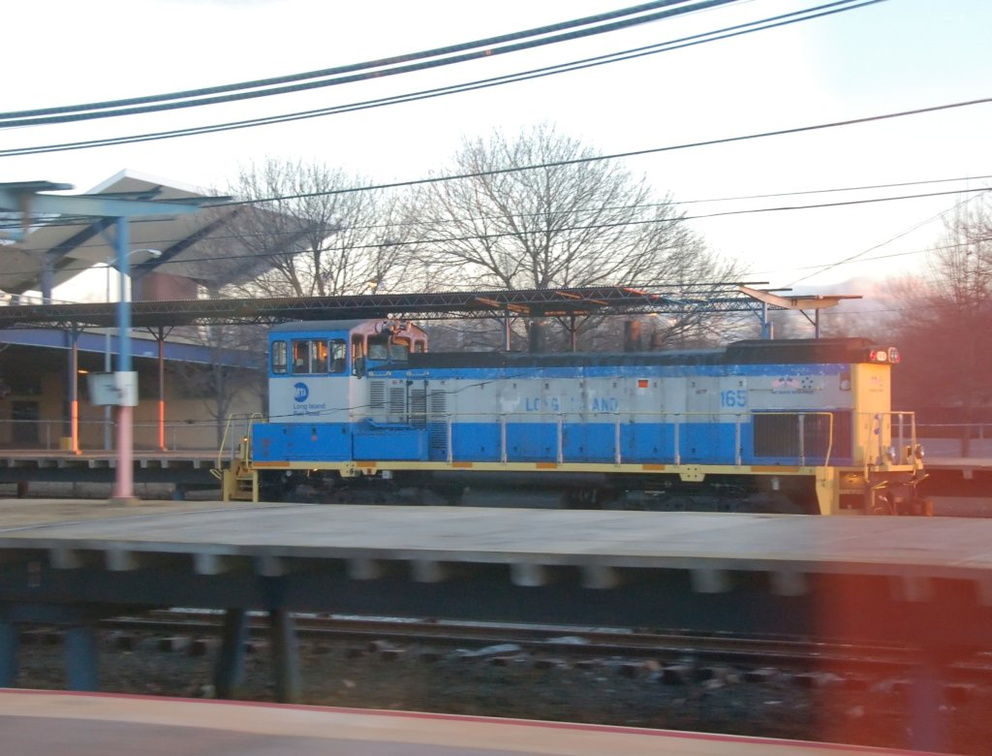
[856,410,918,466]
[215,413,264,470]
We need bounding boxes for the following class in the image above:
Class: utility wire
[785,192,990,286]
[679,174,992,206]
[3,185,988,282]
[0,0,882,156]
[0,1,707,120]
[681,186,992,220]
[3,173,988,238]
[199,96,991,208]
[751,241,979,281]
[0,0,741,127]
[2,173,988,239]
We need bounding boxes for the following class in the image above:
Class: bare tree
[886,197,992,452]
[168,322,268,446]
[219,159,419,298]
[406,123,744,350]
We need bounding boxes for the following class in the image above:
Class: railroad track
[18,607,988,754]
[97,609,992,682]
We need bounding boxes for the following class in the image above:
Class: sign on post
[87,371,138,406]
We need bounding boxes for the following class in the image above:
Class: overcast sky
[4,0,990,297]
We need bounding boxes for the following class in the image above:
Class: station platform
[0,499,989,645]
[0,499,988,753]
[0,689,923,755]
[0,497,989,581]
[0,450,219,497]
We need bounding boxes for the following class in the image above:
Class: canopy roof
[0,170,291,295]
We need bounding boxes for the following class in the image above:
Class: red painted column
[111,405,135,504]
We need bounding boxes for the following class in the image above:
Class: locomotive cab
[251,319,428,493]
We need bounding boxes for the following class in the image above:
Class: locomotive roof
[404,337,879,368]
[269,319,426,335]
[724,337,876,363]
[270,319,375,333]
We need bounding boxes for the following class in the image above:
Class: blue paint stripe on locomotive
[252,419,842,467]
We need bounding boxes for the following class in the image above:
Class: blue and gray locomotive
[222,318,929,515]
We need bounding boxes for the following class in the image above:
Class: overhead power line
[682,186,991,221]
[0,0,740,128]
[4,171,987,238]
[785,192,990,286]
[0,0,884,156]
[679,174,992,206]
[2,181,988,283]
[201,97,990,208]
[0,1,705,120]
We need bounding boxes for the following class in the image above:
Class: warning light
[868,347,900,364]
[870,348,903,363]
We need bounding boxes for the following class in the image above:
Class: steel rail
[96,611,990,680]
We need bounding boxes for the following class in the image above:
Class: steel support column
[268,609,301,704]
[64,624,99,691]
[66,329,80,454]
[0,622,18,687]
[213,608,249,699]
[110,218,135,505]
[157,328,167,451]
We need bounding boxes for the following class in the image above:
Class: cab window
[292,340,310,373]
[330,339,347,374]
[351,336,365,376]
[271,341,288,374]
[310,340,329,374]
[368,341,389,361]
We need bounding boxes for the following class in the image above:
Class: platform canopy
[0,174,861,339]
[0,284,842,330]
[0,170,291,297]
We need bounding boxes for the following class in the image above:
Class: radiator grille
[428,390,448,456]
[369,380,386,417]
[388,386,406,422]
[753,412,851,461]
[409,387,427,428]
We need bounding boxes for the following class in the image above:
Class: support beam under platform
[213,608,249,699]
[0,622,18,687]
[63,624,99,691]
[268,609,301,704]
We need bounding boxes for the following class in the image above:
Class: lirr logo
[294,382,309,402]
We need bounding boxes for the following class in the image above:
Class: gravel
[12,629,992,755]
